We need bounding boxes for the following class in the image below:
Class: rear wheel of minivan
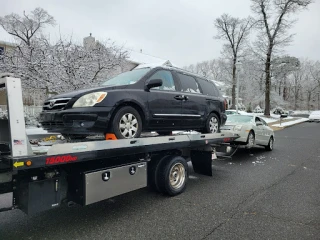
[204,113,220,134]
[111,106,142,139]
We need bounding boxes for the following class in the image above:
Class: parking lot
[0,122,319,239]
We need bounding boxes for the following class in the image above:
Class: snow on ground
[291,110,311,115]
[272,118,309,127]
[260,117,278,124]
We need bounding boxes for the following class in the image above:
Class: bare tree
[272,55,300,100]
[0,8,55,46]
[0,8,127,100]
[214,14,252,109]
[251,0,313,115]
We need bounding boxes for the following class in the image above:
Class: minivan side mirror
[146,79,162,90]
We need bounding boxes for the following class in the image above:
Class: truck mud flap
[190,150,213,176]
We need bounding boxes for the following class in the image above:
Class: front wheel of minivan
[203,113,220,134]
[111,106,142,139]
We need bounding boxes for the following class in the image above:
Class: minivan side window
[149,70,176,91]
[197,78,219,97]
[177,73,201,93]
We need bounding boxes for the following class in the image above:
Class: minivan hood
[48,85,128,100]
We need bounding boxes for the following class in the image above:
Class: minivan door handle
[174,95,185,100]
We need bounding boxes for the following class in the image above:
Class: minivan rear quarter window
[197,78,220,97]
[177,73,201,93]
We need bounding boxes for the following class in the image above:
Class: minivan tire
[157,131,172,136]
[204,113,220,133]
[111,106,142,139]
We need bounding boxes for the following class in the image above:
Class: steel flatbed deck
[1,133,237,171]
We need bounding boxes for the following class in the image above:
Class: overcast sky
[1,0,320,67]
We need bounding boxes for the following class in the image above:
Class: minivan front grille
[43,98,71,111]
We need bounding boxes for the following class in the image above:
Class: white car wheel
[247,131,255,148]
[265,137,274,151]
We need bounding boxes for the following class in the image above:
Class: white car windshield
[102,68,150,86]
[227,115,253,123]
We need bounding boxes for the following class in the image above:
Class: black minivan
[40,66,227,139]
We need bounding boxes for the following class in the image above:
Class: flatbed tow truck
[0,75,239,215]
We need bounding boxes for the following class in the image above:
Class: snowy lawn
[260,116,279,124]
[291,110,311,115]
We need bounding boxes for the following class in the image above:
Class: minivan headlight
[73,92,107,108]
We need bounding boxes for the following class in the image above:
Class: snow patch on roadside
[272,118,309,127]
[260,117,278,124]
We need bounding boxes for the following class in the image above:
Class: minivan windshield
[102,68,150,86]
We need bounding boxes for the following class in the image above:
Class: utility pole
[235,61,242,114]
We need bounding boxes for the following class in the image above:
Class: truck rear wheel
[155,155,188,196]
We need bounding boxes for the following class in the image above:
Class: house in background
[83,34,173,74]
[0,40,15,55]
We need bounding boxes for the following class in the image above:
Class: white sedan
[220,115,274,150]
[308,111,320,122]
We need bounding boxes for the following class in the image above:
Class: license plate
[40,113,55,122]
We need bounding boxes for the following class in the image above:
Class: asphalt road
[1,122,320,240]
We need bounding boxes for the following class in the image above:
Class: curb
[268,118,308,131]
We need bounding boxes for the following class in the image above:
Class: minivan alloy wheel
[119,113,138,138]
[209,117,219,133]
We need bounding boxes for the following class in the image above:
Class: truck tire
[155,155,188,196]
[147,155,163,192]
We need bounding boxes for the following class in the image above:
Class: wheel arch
[247,129,255,141]
[249,129,255,136]
[209,110,221,123]
[110,100,147,128]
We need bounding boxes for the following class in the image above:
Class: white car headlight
[233,125,243,131]
[73,92,108,108]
